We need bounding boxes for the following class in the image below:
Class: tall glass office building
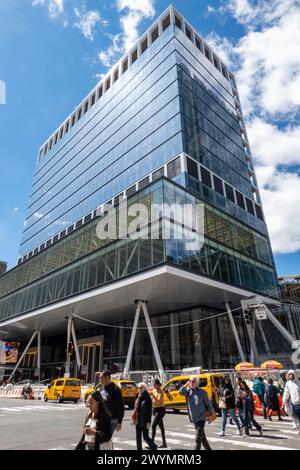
[0,6,298,380]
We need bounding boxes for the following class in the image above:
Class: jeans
[221,408,241,433]
[244,408,262,434]
[292,404,300,425]
[136,425,157,451]
[152,407,166,445]
[111,419,117,435]
[258,394,268,419]
[195,420,211,450]
[238,407,251,429]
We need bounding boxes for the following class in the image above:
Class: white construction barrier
[0,385,47,399]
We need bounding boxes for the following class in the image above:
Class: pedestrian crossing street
[48,417,300,451]
[1,402,299,450]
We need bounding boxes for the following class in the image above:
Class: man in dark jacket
[100,371,125,434]
[179,375,213,450]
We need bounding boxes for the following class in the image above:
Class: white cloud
[257,169,300,254]
[32,0,64,18]
[207,6,300,117]
[205,32,233,65]
[207,0,300,255]
[98,34,123,67]
[217,0,300,28]
[10,207,19,214]
[74,7,107,41]
[98,0,155,67]
[235,12,300,117]
[247,119,300,168]
[246,118,300,254]
[117,0,155,51]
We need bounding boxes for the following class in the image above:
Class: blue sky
[0,0,300,276]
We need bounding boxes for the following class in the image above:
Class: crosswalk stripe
[113,437,177,450]
[165,431,298,450]
[48,447,68,450]
[0,405,84,414]
[274,428,300,435]
[0,408,20,412]
[208,437,298,450]
[113,438,136,447]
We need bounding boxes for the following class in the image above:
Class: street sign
[254,304,268,320]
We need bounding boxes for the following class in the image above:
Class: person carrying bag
[75,390,112,451]
[219,376,242,436]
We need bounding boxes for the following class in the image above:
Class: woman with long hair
[240,380,263,436]
[76,390,112,450]
[149,378,167,448]
[219,376,242,436]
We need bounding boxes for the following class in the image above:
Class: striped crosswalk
[47,418,300,450]
[0,403,85,415]
[1,402,299,450]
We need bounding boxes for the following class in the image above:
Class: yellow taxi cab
[84,380,138,409]
[162,373,224,412]
[44,378,81,403]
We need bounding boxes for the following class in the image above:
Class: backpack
[266,384,275,399]
[253,381,262,395]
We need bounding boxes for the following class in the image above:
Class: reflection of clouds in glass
[0,80,6,105]
[53,219,69,226]
[34,212,45,219]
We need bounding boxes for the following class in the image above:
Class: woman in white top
[76,390,113,450]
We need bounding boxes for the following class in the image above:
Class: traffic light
[243,307,253,325]
[67,342,74,354]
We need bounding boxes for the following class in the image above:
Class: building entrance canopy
[0,265,273,340]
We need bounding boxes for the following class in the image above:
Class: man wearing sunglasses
[179,375,214,450]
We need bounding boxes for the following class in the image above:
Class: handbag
[75,435,86,451]
[219,397,227,409]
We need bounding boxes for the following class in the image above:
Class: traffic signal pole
[65,316,72,377]
[71,318,81,372]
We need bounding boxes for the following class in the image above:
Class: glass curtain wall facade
[19,21,182,257]
[0,6,286,372]
[0,179,278,322]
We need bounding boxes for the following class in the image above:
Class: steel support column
[37,330,41,382]
[123,301,142,378]
[123,300,165,379]
[225,302,246,362]
[141,301,164,376]
[71,318,82,373]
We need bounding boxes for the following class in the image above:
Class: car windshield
[66,380,80,386]
[199,378,208,387]
[121,382,136,389]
